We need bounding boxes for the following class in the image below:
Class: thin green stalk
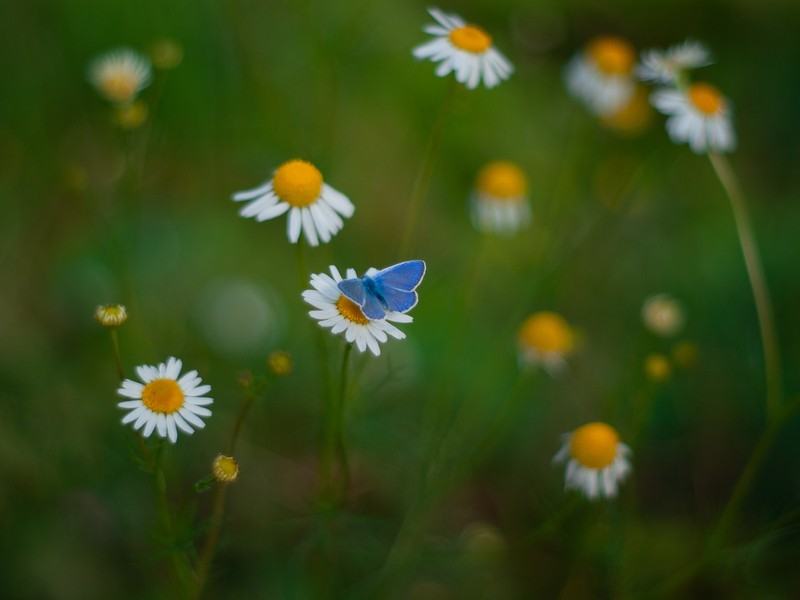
[398,79,458,256]
[320,343,352,505]
[709,152,783,420]
[109,329,125,381]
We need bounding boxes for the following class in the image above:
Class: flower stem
[109,329,125,381]
[320,343,352,506]
[709,152,783,420]
[398,79,458,257]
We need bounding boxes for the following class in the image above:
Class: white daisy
[117,357,213,444]
[412,7,513,90]
[553,422,632,500]
[470,161,530,235]
[636,40,712,85]
[651,82,736,153]
[564,36,637,116]
[641,294,685,337]
[302,266,412,356]
[233,159,354,247]
[517,311,575,376]
[87,47,152,105]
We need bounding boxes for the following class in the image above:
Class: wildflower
[212,454,239,483]
[150,38,183,70]
[517,311,575,375]
[642,294,685,337]
[113,100,148,129]
[564,36,637,116]
[636,40,712,85]
[302,266,412,356]
[117,357,213,444]
[553,422,632,500]
[470,161,531,235]
[95,304,128,327]
[650,82,736,153]
[233,159,354,247]
[87,48,152,105]
[644,353,672,383]
[600,86,653,134]
[267,351,293,376]
[412,7,513,90]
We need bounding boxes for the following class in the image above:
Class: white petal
[287,208,302,243]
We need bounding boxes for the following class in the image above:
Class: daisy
[302,266,412,356]
[651,82,736,153]
[636,40,712,85]
[117,357,213,444]
[564,36,636,116]
[412,7,513,90]
[95,304,128,327]
[517,311,575,375]
[87,48,152,105]
[470,161,531,235]
[641,294,685,337]
[233,159,354,247]
[553,422,632,500]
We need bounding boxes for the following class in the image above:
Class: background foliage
[2,0,800,597]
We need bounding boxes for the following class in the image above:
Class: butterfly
[337,260,426,320]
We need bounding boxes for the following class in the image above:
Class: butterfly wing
[378,286,418,313]
[361,292,387,319]
[337,278,366,305]
[373,260,426,292]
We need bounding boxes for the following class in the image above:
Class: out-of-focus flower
[644,353,672,383]
[470,160,531,235]
[651,82,736,153]
[267,351,293,376]
[302,266,413,356]
[117,357,213,444]
[87,48,152,105]
[95,304,128,327]
[212,454,239,483]
[642,294,685,337]
[233,159,354,247]
[564,36,636,116]
[600,86,653,134]
[150,38,183,70]
[517,311,575,375]
[113,100,148,129]
[636,40,712,85]
[553,422,632,500]
[412,7,513,90]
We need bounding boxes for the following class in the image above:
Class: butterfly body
[338,260,426,319]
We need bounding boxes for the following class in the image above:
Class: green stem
[320,344,352,505]
[109,329,125,381]
[398,79,458,257]
[709,152,783,420]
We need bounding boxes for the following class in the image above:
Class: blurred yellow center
[644,354,672,383]
[587,37,635,75]
[337,296,370,325]
[101,75,140,104]
[519,312,574,353]
[212,455,239,483]
[476,161,528,200]
[272,160,323,207]
[449,25,492,53]
[688,82,723,115]
[141,379,184,414]
[569,422,619,469]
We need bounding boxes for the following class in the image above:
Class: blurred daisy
[87,48,152,105]
[412,7,513,90]
[117,357,213,444]
[636,40,712,85]
[553,422,632,500]
[642,294,685,337]
[517,311,575,375]
[600,86,653,134]
[233,159,354,247]
[651,82,736,153]
[471,161,531,235]
[565,36,636,116]
[302,266,412,356]
[95,304,128,327]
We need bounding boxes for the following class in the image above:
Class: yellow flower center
[587,37,635,75]
[336,295,370,325]
[272,159,323,207]
[449,25,493,54]
[569,422,620,469]
[212,454,240,483]
[141,379,185,414]
[688,82,723,115]
[100,75,140,104]
[518,312,574,353]
[476,161,528,200]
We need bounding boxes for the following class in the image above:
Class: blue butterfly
[337,260,426,320]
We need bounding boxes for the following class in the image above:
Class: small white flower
[564,36,637,116]
[87,48,152,105]
[642,294,685,337]
[651,82,736,153]
[412,7,513,90]
[553,422,632,500]
[636,40,712,85]
[302,266,412,356]
[470,161,531,235]
[117,357,213,444]
[233,159,354,247]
